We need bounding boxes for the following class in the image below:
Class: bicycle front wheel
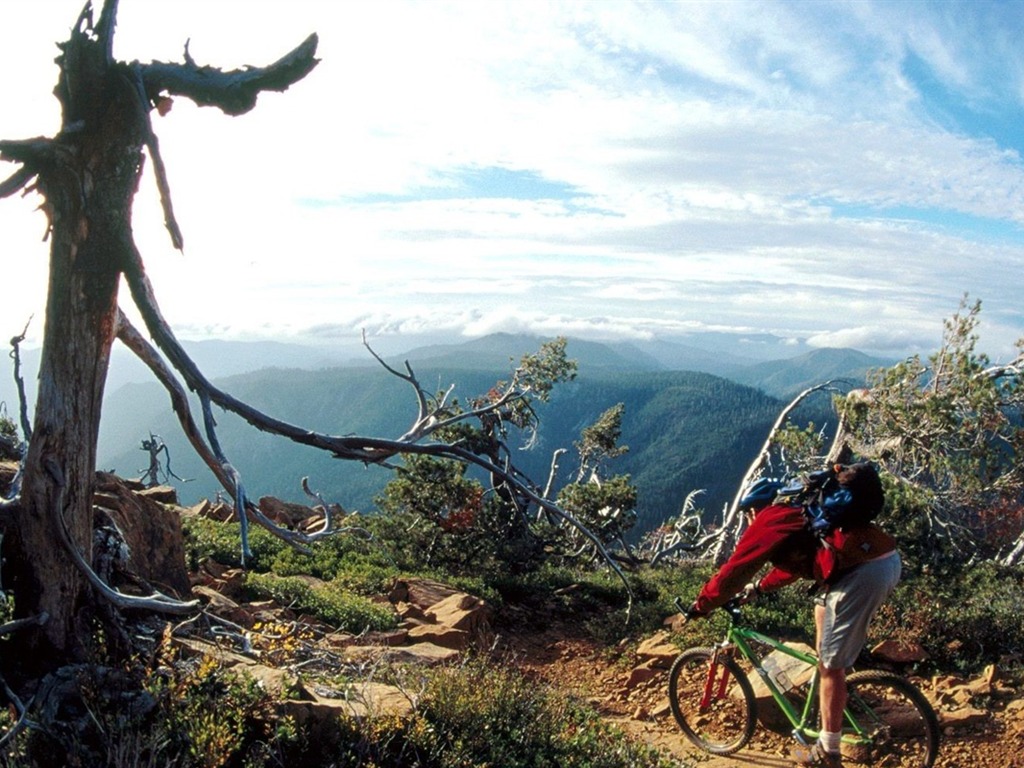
[667,647,757,754]
[843,670,940,768]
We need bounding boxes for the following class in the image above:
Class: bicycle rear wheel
[843,670,940,768]
[667,647,757,754]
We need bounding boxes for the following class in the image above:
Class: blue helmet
[739,477,785,511]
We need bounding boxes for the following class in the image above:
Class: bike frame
[711,621,876,749]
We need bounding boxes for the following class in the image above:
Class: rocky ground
[6,467,1014,768]
[502,615,1024,768]
[185,558,1023,768]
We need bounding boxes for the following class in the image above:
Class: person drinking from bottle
[681,462,901,768]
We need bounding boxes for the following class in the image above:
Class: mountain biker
[681,463,901,768]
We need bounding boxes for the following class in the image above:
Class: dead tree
[0,0,319,670]
[709,381,843,565]
[0,0,626,676]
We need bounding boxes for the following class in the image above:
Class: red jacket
[692,504,895,615]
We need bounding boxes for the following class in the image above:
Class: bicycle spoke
[668,648,756,754]
[843,671,940,768]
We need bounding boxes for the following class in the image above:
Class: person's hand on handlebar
[736,581,762,605]
[671,596,708,627]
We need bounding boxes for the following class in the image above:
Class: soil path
[502,618,1024,768]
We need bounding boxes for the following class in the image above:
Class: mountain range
[1,332,892,535]
[90,334,888,534]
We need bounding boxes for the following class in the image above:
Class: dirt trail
[504,619,1024,768]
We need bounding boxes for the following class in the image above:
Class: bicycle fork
[700,647,734,710]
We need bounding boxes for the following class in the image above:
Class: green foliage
[773,421,827,475]
[181,516,283,573]
[556,475,638,548]
[0,405,19,461]
[158,656,298,768]
[375,455,546,578]
[873,562,1024,672]
[245,573,397,633]
[843,297,1024,559]
[332,659,675,768]
[376,454,485,532]
[575,403,629,478]
[1,655,297,768]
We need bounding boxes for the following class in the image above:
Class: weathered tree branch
[137,33,320,116]
[0,166,37,199]
[710,380,843,565]
[44,457,198,615]
[9,321,35,445]
[128,64,184,249]
[119,250,632,598]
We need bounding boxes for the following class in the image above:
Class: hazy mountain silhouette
[1,331,884,535]
[730,347,894,399]
[92,333,885,536]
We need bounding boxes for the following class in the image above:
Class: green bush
[0,656,297,768]
[331,659,676,768]
[873,563,1024,672]
[181,516,284,573]
[245,572,397,633]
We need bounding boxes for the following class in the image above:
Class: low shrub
[331,659,677,768]
[873,562,1024,672]
[181,516,283,573]
[245,572,397,633]
[0,653,297,768]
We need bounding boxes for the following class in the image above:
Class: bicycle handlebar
[673,596,745,622]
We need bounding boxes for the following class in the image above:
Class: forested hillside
[98,364,795,533]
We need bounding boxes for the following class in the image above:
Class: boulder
[192,585,253,627]
[426,592,492,634]
[138,485,179,505]
[745,642,817,732]
[871,639,929,664]
[635,631,680,668]
[407,624,471,651]
[623,660,661,691]
[258,495,320,529]
[344,642,461,667]
[183,498,235,522]
[389,578,461,609]
[939,706,990,730]
[93,471,190,596]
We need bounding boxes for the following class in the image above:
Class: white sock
[819,731,841,754]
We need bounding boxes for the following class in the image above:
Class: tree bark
[4,5,145,668]
[0,2,319,673]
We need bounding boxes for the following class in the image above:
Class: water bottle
[761,654,794,692]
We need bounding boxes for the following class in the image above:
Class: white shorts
[818,550,901,669]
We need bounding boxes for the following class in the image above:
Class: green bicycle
[667,598,940,767]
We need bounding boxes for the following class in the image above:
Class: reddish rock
[427,592,492,634]
[193,585,253,627]
[871,639,929,664]
[408,624,471,651]
[635,631,680,667]
[390,578,461,609]
[624,661,660,690]
[93,471,190,596]
[138,484,179,505]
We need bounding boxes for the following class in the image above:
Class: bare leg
[815,603,847,733]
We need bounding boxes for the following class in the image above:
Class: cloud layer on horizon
[1,0,1022,360]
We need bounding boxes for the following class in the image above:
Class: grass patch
[331,659,678,768]
[245,573,397,633]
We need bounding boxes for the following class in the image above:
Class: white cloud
[2,0,1023,362]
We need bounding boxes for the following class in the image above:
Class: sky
[2,0,1023,362]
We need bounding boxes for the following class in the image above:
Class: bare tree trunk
[3,5,144,667]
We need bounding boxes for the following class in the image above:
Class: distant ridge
[5,332,897,535]
[97,359,785,535]
[730,347,895,399]
[394,332,665,373]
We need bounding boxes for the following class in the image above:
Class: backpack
[740,462,884,534]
